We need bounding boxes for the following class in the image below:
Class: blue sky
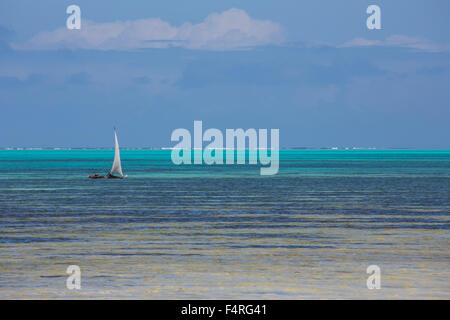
[0,0,449,148]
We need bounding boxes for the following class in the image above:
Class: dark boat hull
[88,173,125,179]
[107,173,125,179]
[88,174,105,179]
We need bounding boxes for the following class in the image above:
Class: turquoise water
[0,149,449,299]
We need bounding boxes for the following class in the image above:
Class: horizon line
[1,147,449,151]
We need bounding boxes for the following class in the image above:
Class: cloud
[176,50,386,89]
[340,35,450,52]
[66,72,91,85]
[0,73,46,88]
[13,8,284,51]
[0,25,14,52]
[133,76,151,85]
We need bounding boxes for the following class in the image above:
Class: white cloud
[340,35,450,52]
[13,8,284,51]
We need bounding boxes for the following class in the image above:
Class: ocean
[0,149,449,299]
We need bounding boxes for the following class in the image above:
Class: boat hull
[88,174,126,179]
[107,173,126,179]
[88,174,106,179]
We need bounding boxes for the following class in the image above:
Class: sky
[0,0,449,148]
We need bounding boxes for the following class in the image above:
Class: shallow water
[0,149,449,299]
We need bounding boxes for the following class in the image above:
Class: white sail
[110,129,124,177]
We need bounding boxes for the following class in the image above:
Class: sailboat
[89,128,127,179]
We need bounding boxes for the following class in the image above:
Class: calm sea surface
[0,149,449,299]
